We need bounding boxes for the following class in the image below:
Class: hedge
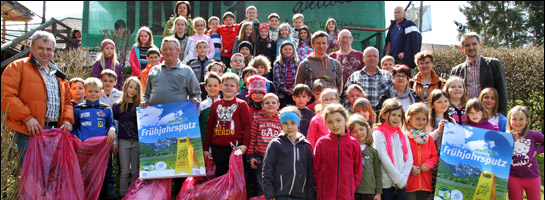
[431,46,544,133]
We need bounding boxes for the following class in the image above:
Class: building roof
[1,1,35,22]
[59,17,82,32]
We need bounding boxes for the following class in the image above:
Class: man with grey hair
[329,29,365,87]
[141,37,201,107]
[451,32,507,115]
[344,47,393,110]
[384,6,422,68]
[1,31,74,166]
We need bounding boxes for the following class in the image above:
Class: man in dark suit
[450,32,507,115]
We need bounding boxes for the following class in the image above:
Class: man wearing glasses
[329,29,365,88]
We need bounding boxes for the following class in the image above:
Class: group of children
[69,3,542,200]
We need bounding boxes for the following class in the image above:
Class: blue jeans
[15,125,55,167]
[382,187,406,200]
[253,154,264,195]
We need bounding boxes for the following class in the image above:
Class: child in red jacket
[404,103,438,200]
[313,103,362,200]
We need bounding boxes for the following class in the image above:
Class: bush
[52,47,94,79]
[433,46,545,133]
[1,100,20,199]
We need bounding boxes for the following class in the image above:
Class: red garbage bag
[249,195,266,200]
[205,155,216,180]
[122,178,171,200]
[18,128,85,200]
[177,149,246,200]
[177,176,199,199]
[73,136,112,200]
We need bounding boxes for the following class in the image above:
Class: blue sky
[18,1,468,45]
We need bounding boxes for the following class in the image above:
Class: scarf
[408,127,429,145]
[389,85,414,102]
[375,122,408,166]
[248,98,262,111]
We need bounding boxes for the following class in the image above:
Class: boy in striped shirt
[207,16,222,61]
[248,93,281,196]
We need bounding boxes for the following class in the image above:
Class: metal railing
[343,26,385,57]
[1,18,72,69]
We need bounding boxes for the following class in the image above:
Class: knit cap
[259,24,270,32]
[246,75,268,98]
[101,39,115,50]
[238,41,254,53]
[279,40,295,51]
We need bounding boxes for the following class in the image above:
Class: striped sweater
[248,112,282,159]
[210,33,222,60]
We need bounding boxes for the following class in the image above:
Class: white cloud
[444,124,468,146]
[157,113,176,125]
[137,106,163,129]
[488,140,496,148]
[465,140,488,151]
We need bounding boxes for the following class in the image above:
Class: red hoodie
[313,130,362,200]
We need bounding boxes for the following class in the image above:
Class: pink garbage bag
[18,129,85,200]
[73,136,112,200]
[122,178,172,200]
[177,149,246,200]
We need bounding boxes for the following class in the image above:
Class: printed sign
[435,123,514,200]
[137,100,205,179]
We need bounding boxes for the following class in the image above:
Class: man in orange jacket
[1,31,74,166]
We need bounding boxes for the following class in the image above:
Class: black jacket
[383,18,422,68]
[255,37,277,64]
[450,56,507,115]
[262,133,315,200]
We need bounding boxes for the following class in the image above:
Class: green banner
[83,1,385,51]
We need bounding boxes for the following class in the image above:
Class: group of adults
[0,4,507,173]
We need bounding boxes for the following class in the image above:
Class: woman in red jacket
[404,103,438,200]
[313,103,362,200]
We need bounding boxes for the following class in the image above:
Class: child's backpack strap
[409,79,415,89]
[328,57,341,88]
[266,81,271,92]
[304,60,313,87]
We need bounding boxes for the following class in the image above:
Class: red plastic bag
[249,195,266,200]
[176,156,217,199]
[73,136,112,200]
[177,149,246,200]
[18,128,85,200]
[122,178,171,200]
[205,155,216,180]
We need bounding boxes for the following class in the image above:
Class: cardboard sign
[137,100,206,179]
[434,123,514,200]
